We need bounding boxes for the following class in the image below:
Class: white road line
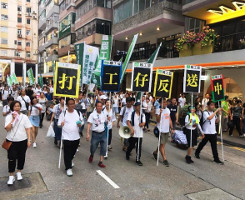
[96,170,120,189]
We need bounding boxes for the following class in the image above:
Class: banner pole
[218,101,224,162]
[137,92,143,162]
[105,92,112,159]
[157,99,163,166]
[190,93,193,150]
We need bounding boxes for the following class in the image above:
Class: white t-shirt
[202,98,209,109]
[35,88,42,96]
[88,110,107,132]
[113,97,119,107]
[202,111,217,134]
[178,97,186,108]
[156,107,171,133]
[103,108,116,129]
[3,105,10,114]
[185,114,202,131]
[50,87,54,93]
[29,103,42,116]
[127,111,145,138]
[121,98,126,106]
[120,106,134,126]
[17,95,31,111]
[11,90,19,100]
[5,113,32,142]
[53,104,66,119]
[38,98,47,113]
[2,90,9,100]
[58,110,84,141]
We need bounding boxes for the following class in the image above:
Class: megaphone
[119,126,131,139]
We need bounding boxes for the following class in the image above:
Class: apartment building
[0,0,38,82]
[38,0,59,78]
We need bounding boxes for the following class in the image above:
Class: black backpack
[200,110,211,128]
[131,111,143,126]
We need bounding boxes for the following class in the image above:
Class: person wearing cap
[117,97,134,151]
[126,102,145,166]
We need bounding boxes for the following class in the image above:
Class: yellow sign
[207,2,245,24]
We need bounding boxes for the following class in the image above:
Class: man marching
[86,101,109,168]
[153,98,175,167]
[126,102,146,166]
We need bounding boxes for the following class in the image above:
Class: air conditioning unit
[26,13,31,17]
[32,11,36,15]
[18,34,22,38]
[14,40,17,45]
[18,11,22,15]
[33,16,37,20]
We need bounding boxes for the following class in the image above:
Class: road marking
[96,170,120,189]
[217,141,245,152]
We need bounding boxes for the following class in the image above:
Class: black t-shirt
[168,104,177,121]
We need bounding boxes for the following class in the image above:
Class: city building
[74,0,112,46]
[111,0,184,96]
[0,0,38,83]
[114,0,245,100]
[38,0,59,82]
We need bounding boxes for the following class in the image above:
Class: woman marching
[38,92,47,128]
[28,97,42,148]
[4,101,32,185]
[184,106,204,164]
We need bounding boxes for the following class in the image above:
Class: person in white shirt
[3,96,14,116]
[4,100,32,185]
[2,85,10,106]
[17,89,31,115]
[153,98,175,167]
[143,97,151,131]
[112,94,119,114]
[184,106,204,164]
[38,92,47,128]
[34,85,42,98]
[126,102,146,166]
[202,93,210,110]
[58,98,84,177]
[86,101,109,168]
[28,97,42,148]
[178,94,186,108]
[195,101,224,164]
[103,99,116,150]
[10,85,19,100]
[117,97,134,151]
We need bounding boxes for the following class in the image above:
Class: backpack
[131,111,143,126]
[200,110,211,128]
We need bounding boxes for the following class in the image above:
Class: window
[0,50,7,56]
[1,26,8,32]
[187,18,202,33]
[1,14,8,20]
[26,7,31,13]
[26,52,31,58]
[18,17,22,23]
[17,29,22,35]
[1,2,8,9]
[17,41,22,46]
[26,0,30,2]
[15,51,20,57]
[26,42,30,47]
[26,30,30,35]
[17,6,22,11]
[1,39,8,44]
[27,18,31,24]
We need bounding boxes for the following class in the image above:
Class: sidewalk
[218,131,245,148]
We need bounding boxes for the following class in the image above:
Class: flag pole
[137,92,143,162]
[105,92,112,159]
[190,93,193,150]
[218,101,224,162]
[157,98,163,166]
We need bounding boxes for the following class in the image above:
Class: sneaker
[163,160,169,167]
[33,142,37,148]
[153,152,157,160]
[108,145,112,151]
[98,162,106,168]
[214,159,224,165]
[7,176,15,185]
[16,172,23,181]
[136,160,143,166]
[88,155,93,163]
[66,169,73,177]
[229,134,233,137]
[126,154,130,160]
[185,155,191,164]
[72,162,74,167]
[195,153,200,159]
[239,135,244,138]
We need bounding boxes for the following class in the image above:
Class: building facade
[0,0,39,83]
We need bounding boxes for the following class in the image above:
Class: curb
[217,136,245,149]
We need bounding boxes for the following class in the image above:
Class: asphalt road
[0,113,244,200]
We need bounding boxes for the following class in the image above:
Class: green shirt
[221,101,229,116]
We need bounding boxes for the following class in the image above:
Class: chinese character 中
[186,74,198,87]
[58,73,76,90]
[157,79,169,92]
[134,72,148,87]
[214,82,222,95]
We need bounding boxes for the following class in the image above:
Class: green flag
[120,34,138,84]
[147,42,162,64]
[11,73,18,84]
[27,68,35,85]
[7,75,12,87]
[91,35,113,87]
[38,75,43,88]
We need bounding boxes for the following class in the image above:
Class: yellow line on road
[217,141,245,153]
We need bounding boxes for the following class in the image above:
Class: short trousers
[160,133,169,144]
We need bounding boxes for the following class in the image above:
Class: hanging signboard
[183,65,202,93]
[211,74,225,102]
